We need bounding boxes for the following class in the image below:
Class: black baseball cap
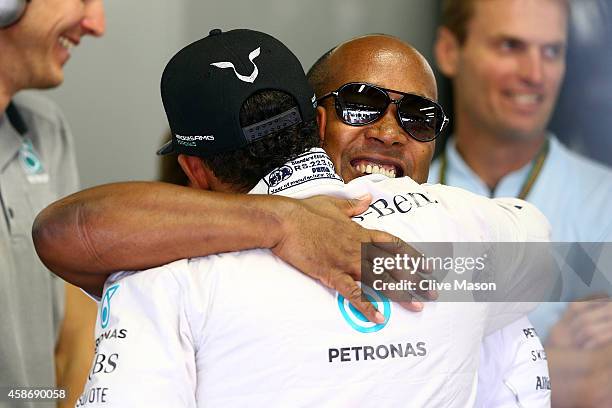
[157,28,316,158]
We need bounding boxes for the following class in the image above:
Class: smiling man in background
[432,0,612,406]
[0,0,105,406]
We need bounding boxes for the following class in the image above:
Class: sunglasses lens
[398,95,442,141]
[336,84,388,125]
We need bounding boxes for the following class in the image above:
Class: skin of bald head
[312,34,439,184]
[310,35,438,101]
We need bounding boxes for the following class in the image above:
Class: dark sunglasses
[317,82,449,142]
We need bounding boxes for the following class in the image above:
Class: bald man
[308,34,552,407]
[309,36,438,186]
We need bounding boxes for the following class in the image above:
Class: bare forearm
[55,284,97,408]
[32,181,396,325]
[33,182,292,291]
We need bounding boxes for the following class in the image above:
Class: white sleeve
[475,317,551,408]
[482,199,556,334]
[490,198,551,242]
[77,262,197,408]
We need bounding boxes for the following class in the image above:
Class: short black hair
[201,90,319,192]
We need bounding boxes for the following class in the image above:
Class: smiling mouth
[351,159,403,178]
[58,36,77,52]
[505,92,544,106]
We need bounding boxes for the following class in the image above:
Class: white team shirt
[78,149,551,407]
[475,318,550,408]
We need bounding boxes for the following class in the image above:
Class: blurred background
[44,0,611,187]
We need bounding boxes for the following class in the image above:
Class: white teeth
[512,94,539,105]
[353,162,397,178]
[58,36,75,51]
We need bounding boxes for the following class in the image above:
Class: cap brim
[156,140,174,155]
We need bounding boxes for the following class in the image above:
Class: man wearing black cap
[33,37,410,325]
[73,29,553,407]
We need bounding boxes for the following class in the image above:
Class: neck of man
[453,115,547,191]
[0,39,25,112]
[0,48,28,113]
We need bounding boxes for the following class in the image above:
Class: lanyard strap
[438,139,550,200]
[6,101,29,136]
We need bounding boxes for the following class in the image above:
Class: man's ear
[434,26,461,78]
[316,106,327,144]
[177,154,211,190]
